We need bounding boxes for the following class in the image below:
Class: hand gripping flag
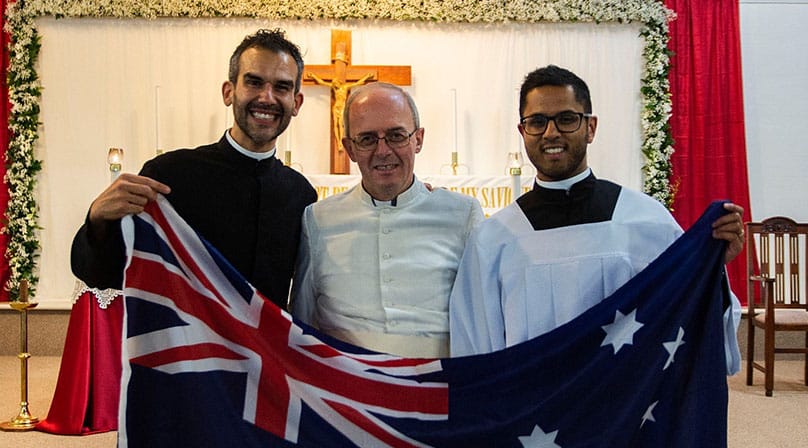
[120,196,732,447]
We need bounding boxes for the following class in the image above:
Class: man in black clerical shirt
[71,29,317,308]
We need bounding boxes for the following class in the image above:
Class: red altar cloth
[36,290,122,434]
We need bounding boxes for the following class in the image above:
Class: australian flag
[119,196,732,447]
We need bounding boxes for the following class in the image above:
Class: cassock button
[383,253,391,259]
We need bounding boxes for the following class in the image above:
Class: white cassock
[449,170,741,374]
[291,177,484,358]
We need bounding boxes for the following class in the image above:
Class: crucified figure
[307,71,376,150]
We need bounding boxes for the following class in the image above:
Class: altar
[305,174,535,216]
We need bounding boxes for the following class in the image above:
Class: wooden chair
[745,217,808,396]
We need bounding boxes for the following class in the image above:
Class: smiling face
[519,85,597,182]
[222,47,303,153]
[342,85,424,201]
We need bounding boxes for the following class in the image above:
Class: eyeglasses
[520,112,593,136]
[349,129,418,152]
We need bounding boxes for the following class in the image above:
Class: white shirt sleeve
[289,205,318,326]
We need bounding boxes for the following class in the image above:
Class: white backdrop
[34,18,645,306]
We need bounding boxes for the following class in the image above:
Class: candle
[108,147,124,183]
[516,87,522,151]
[451,88,458,156]
[284,124,293,166]
[508,152,522,203]
[19,278,29,303]
[154,85,162,154]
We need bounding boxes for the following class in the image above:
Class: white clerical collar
[363,176,423,208]
[535,168,592,191]
[225,130,276,160]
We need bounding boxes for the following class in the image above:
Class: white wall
[740,0,808,221]
[30,19,644,307]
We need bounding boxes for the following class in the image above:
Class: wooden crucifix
[304,29,412,174]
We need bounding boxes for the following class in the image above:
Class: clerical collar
[364,176,421,207]
[535,168,592,191]
[225,130,276,160]
[371,197,397,207]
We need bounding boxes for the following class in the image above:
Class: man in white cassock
[449,65,745,374]
[290,83,483,358]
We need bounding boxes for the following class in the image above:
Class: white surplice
[449,174,741,374]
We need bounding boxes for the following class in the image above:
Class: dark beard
[233,101,289,147]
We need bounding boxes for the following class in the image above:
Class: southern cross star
[641,401,658,427]
[519,425,562,448]
[663,327,686,370]
[600,308,644,354]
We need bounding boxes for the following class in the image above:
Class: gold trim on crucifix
[304,29,412,174]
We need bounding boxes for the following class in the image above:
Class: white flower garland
[2,0,674,298]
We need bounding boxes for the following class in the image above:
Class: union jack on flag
[120,196,733,447]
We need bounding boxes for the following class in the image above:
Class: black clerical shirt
[71,135,317,308]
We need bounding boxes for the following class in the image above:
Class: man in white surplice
[290,83,483,358]
[449,65,745,374]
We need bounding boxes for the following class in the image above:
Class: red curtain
[0,0,12,301]
[665,0,751,305]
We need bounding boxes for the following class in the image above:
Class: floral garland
[4,0,43,300]
[3,0,674,299]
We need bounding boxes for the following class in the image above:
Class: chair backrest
[746,217,808,310]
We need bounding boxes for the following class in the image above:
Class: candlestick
[439,89,468,175]
[0,280,39,432]
[441,149,468,175]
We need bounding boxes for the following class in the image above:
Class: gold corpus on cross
[304,29,412,174]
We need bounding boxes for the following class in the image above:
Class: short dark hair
[228,28,304,92]
[519,65,592,117]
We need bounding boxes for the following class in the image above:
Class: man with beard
[449,65,745,375]
[71,29,317,308]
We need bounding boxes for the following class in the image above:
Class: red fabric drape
[665,0,751,305]
[36,292,123,434]
[1,0,13,301]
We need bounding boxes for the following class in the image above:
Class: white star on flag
[663,327,686,370]
[519,424,562,447]
[600,309,644,354]
[641,401,658,427]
